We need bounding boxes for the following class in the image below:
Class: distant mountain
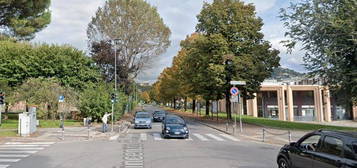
[268,67,305,81]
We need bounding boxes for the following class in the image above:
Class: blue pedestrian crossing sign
[230,87,239,96]
[58,95,65,103]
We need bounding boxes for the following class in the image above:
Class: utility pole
[112,39,120,132]
[0,92,4,126]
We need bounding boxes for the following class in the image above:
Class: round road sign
[230,87,239,96]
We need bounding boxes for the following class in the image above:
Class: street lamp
[111,38,121,132]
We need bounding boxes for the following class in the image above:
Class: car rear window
[136,113,150,118]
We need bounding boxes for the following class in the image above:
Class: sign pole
[111,102,114,132]
[239,94,243,132]
[234,102,237,134]
[0,104,3,126]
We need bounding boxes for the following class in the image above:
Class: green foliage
[0,41,101,90]
[280,0,357,102]
[181,33,228,101]
[87,0,171,91]
[79,82,127,121]
[0,0,51,40]
[9,77,78,119]
[196,0,280,98]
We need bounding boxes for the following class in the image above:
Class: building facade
[218,80,357,122]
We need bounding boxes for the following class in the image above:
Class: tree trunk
[225,91,232,120]
[184,97,187,111]
[173,98,176,109]
[4,104,8,120]
[205,99,210,116]
[192,99,196,113]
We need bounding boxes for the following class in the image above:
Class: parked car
[134,112,152,129]
[153,110,166,122]
[277,130,357,168]
[161,115,189,139]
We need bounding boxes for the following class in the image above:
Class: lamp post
[111,38,121,132]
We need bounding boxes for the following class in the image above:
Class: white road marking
[0,151,37,154]
[0,145,49,147]
[109,135,119,141]
[0,147,44,150]
[0,159,20,162]
[0,155,29,158]
[153,133,163,141]
[0,165,9,168]
[219,134,240,141]
[206,134,225,141]
[193,133,209,141]
[5,142,55,145]
[185,137,193,141]
[140,133,147,141]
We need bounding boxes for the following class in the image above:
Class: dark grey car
[161,115,189,139]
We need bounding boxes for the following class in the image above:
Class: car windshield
[166,117,184,124]
[154,111,165,116]
[136,113,150,118]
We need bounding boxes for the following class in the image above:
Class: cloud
[32,0,306,83]
[243,0,278,12]
[32,0,103,50]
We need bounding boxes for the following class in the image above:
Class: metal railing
[262,128,292,143]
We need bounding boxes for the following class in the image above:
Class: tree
[79,82,127,122]
[140,91,150,103]
[0,41,101,90]
[0,0,51,40]
[87,0,171,91]
[181,33,229,115]
[280,0,357,106]
[9,77,78,119]
[196,0,280,119]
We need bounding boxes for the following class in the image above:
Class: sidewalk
[170,110,309,146]
[0,120,132,143]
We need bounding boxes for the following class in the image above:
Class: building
[219,79,357,122]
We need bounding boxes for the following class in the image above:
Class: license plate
[174,132,180,135]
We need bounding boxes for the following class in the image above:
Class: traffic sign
[230,95,239,103]
[230,87,239,96]
[230,81,246,85]
[58,95,65,103]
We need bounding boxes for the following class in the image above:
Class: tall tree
[87,0,171,91]
[0,0,51,40]
[280,0,357,106]
[181,33,229,115]
[196,0,280,119]
[0,41,100,90]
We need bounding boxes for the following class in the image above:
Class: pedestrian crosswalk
[0,141,55,168]
[121,133,240,142]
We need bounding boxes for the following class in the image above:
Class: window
[300,135,321,151]
[319,136,343,156]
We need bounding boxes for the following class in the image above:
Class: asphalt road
[3,105,281,168]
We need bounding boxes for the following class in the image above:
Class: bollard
[62,129,64,140]
[232,125,235,135]
[262,128,265,142]
[288,130,291,143]
[226,123,228,132]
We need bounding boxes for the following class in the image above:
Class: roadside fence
[262,128,292,143]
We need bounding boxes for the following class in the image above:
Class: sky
[32,0,305,83]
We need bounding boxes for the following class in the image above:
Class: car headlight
[183,127,188,131]
[135,120,139,124]
[166,127,170,130]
